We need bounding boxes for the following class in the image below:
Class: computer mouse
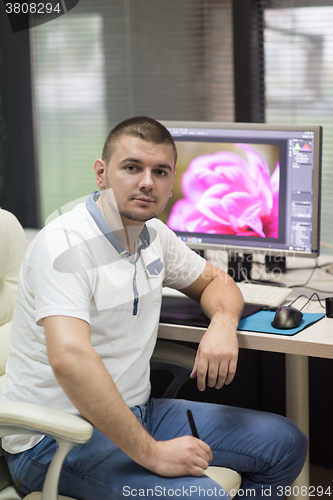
[271,306,303,330]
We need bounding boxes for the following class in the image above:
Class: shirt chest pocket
[145,258,164,304]
[146,258,163,277]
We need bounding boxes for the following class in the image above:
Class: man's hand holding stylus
[146,411,212,477]
[147,437,212,477]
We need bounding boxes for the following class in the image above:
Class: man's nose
[139,170,154,190]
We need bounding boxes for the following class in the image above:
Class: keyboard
[236,282,293,308]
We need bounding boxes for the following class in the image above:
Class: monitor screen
[160,121,322,259]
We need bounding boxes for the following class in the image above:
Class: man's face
[96,135,176,226]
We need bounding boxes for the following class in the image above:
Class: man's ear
[169,170,176,198]
[94,159,106,189]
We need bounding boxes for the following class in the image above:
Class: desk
[158,260,333,500]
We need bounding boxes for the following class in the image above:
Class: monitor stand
[265,255,286,273]
[227,253,253,282]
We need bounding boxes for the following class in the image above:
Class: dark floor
[310,464,332,491]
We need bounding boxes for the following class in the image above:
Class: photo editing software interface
[161,121,322,260]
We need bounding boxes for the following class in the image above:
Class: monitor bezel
[161,121,323,259]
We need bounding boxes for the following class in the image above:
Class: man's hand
[181,262,243,392]
[147,436,212,477]
[190,318,239,391]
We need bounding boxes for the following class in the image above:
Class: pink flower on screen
[167,144,279,238]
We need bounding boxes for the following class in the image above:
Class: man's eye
[156,169,167,176]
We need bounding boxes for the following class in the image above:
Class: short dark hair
[102,116,177,166]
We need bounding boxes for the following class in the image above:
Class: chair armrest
[0,403,93,500]
[0,402,93,444]
[151,341,197,398]
[152,340,196,369]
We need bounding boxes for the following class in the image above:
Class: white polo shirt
[1,192,206,453]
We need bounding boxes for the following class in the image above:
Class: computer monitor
[160,121,322,266]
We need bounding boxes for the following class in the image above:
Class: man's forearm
[190,270,244,390]
[51,341,156,467]
[200,269,244,326]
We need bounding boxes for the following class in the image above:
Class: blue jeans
[5,399,307,499]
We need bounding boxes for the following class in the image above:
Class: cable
[293,285,333,294]
[251,259,333,272]
[288,292,326,311]
[287,262,332,272]
[240,255,333,292]
[240,263,250,283]
[289,260,319,289]
[320,241,333,251]
[238,257,284,286]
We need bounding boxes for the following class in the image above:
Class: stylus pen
[187,409,200,439]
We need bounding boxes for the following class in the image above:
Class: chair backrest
[0,209,28,325]
[0,209,28,499]
[0,209,28,389]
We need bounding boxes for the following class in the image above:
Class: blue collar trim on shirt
[138,225,150,249]
[85,191,150,255]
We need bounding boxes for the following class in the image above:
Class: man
[2,117,307,499]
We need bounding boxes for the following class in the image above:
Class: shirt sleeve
[29,229,94,326]
[155,220,207,290]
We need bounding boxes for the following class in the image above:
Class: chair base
[205,466,242,499]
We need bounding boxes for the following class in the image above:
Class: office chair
[151,340,242,498]
[0,209,94,500]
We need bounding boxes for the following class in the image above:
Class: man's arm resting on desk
[181,262,244,391]
[44,316,212,477]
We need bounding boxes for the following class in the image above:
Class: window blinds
[31,0,234,223]
[264,0,333,251]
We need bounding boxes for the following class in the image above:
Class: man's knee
[271,416,308,476]
[251,412,307,468]
[287,419,308,465]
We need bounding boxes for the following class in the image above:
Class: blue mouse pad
[238,310,325,336]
